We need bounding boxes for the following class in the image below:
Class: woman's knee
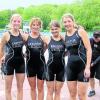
[17,82,24,91]
[5,82,12,93]
[47,87,54,95]
[55,86,62,95]
[55,90,60,95]
[29,82,36,90]
[5,86,11,93]
[38,85,44,93]
[70,92,77,98]
[37,81,44,92]
[78,82,88,99]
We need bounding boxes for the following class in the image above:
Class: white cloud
[0,0,74,10]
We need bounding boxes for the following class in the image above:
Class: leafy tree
[0,0,100,31]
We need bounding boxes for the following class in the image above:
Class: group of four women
[0,13,92,100]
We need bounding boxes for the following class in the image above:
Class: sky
[0,0,74,10]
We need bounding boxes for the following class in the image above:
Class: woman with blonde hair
[62,13,92,100]
[0,14,25,100]
[22,17,46,100]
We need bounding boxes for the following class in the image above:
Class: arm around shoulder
[20,31,29,41]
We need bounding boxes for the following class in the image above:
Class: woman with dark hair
[46,20,66,100]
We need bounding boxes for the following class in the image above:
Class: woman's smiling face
[11,16,22,30]
[50,26,60,37]
[31,21,41,33]
[63,17,74,31]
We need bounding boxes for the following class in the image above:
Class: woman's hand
[84,67,90,78]
[91,63,94,67]
[0,56,5,64]
[0,56,5,65]
[0,56,5,72]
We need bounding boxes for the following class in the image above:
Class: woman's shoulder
[40,35,50,44]
[60,34,65,41]
[78,28,88,37]
[2,31,10,40]
[0,31,10,45]
[3,31,10,36]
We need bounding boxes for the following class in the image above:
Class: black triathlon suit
[65,30,88,82]
[3,31,25,75]
[90,38,100,79]
[46,37,65,82]
[26,35,46,80]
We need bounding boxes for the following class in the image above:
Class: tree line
[0,0,100,31]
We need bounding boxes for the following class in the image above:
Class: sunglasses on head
[93,33,100,38]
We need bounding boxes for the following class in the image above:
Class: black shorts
[66,55,88,82]
[2,57,25,75]
[95,62,100,79]
[90,61,100,79]
[46,59,65,82]
[90,66,96,78]
[26,56,46,80]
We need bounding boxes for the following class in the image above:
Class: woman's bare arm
[79,29,92,68]
[79,29,92,78]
